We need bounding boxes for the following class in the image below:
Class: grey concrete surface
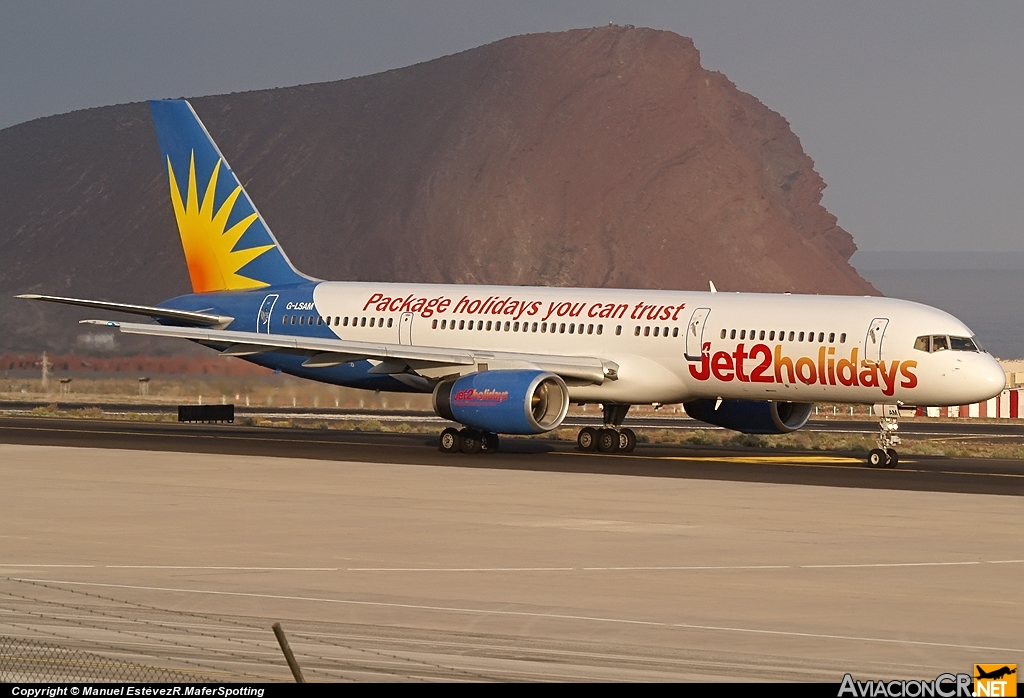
[1,443,1021,681]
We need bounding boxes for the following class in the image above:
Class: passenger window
[635,326,641,336]
[769,331,775,341]
[588,324,594,335]
[559,323,566,333]
[504,322,510,331]
[441,319,447,329]
[431,319,438,329]
[643,326,650,337]
[759,330,765,340]
[818,332,824,343]
[468,320,474,330]
[360,317,367,327]
[653,327,660,337]
[369,317,375,328]
[513,322,519,332]
[299,316,305,325]
[740,330,746,340]
[281,316,287,325]
[840,333,846,343]
[787,331,794,341]
[720,329,727,339]
[597,325,603,335]
[317,316,323,326]
[798,332,804,341]
[828,332,835,343]
[663,327,668,337]
[614,325,621,335]
[568,324,575,334]
[541,322,548,333]
[532,322,538,332]
[342,317,349,326]
[486,321,492,331]
[730,329,737,340]
[387,318,393,328]
[459,320,465,330]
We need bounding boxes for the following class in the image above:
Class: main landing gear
[577,403,636,454]
[868,404,900,468]
[439,427,499,454]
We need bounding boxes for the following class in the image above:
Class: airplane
[18,99,1007,467]
[976,666,1016,681]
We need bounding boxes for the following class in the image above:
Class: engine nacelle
[683,399,813,434]
[432,370,570,435]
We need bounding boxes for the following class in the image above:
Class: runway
[0,416,1022,496]
[0,418,1021,681]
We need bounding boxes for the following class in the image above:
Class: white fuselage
[296,282,1005,407]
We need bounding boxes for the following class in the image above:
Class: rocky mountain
[0,26,876,354]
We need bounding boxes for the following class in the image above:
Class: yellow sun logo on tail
[167,152,274,293]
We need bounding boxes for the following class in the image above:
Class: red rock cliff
[0,26,876,353]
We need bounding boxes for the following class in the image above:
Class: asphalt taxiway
[0,417,1021,681]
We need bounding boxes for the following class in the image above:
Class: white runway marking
[3,559,1021,573]
[12,576,1022,654]
[671,622,1024,654]
[105,566,340,571]
[9,578,661,626]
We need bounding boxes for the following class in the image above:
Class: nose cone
[970,353,1007,403]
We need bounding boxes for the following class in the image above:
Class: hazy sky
[2,1,1022,253]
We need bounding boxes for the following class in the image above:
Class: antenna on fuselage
[709,281,718,293]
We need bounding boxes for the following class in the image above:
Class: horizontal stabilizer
[18,294,233,327]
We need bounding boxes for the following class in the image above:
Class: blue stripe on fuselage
[153,284,420,392]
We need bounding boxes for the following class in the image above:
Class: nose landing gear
[869,404,900,468]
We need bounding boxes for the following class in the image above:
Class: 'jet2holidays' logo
[688,341,918,397]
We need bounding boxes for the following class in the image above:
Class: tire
[482,432,499,453]
[868,449,887,467]
[619,428,637,454]
[578,427,598,452]
[439,427,461,453]
[885,450,898,469]
[460,429,482,454]
[597,428,619,453]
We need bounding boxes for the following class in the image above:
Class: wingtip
[15,293,41,299]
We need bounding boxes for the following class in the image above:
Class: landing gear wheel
[439,427,461,453]
[459,428,482,454]
[597,428,620,453]
[618,428,637,453]
[884,449,898,469]
[578,427,598,452]
[482,432,499,453]
[868,449,887,467]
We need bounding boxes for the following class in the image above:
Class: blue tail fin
[149,99,310,293]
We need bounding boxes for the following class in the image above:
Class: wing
[84,320,619,385]
[18,294,233,327]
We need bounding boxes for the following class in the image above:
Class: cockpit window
[914,334,980,353]
[949,336,979,352]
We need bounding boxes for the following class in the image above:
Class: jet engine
[683,399,813,434]
[432,369,570,435]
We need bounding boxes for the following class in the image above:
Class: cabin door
[684,308,711,361]
[257,294,279,334]
[399,312,414,345]
[865,318,889,363]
